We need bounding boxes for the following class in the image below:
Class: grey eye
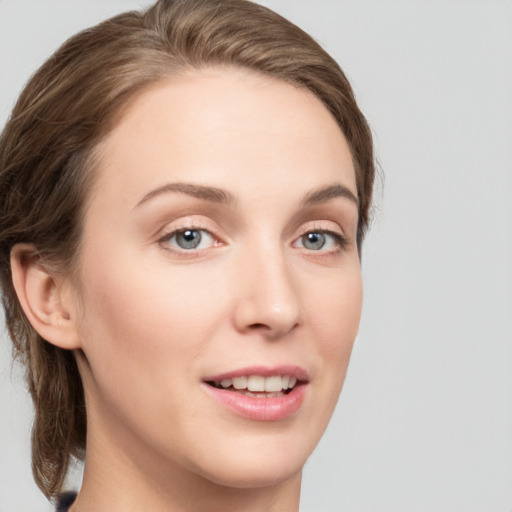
[301,232,326,250]
[160,227,217,253]
[174,229,202,249]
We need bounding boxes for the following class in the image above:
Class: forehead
[91,67,356,206]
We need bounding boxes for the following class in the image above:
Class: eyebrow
[301,183,359,207]
[134,182,235,209]
[134,181,358,209]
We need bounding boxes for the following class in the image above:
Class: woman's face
[71,68,362,489]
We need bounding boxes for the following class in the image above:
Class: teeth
[264,375,282,392]
[245,391,284,398]
[215,375,299,392]
[247,375,265,392]
[220,378,232,388]
[232,376,247,389]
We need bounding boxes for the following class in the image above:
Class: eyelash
[158,225,348,257]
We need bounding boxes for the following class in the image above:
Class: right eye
[160,228,217,252]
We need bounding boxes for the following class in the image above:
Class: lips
[202,366,308,421]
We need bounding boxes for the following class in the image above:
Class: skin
[16,67,363,511]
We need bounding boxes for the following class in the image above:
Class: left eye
[294,231,344,251]
[162,229,216,251]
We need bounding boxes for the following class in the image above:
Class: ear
[10,244,81,350]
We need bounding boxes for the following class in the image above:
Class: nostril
[246,321,299,340]
[248,323,268,330]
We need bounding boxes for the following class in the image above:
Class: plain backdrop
[1,1,511,511]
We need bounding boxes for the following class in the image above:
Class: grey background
[1,1,511,511]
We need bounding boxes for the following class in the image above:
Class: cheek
[75,252,228,373]
[303,267,362,409]
[72,253,231,451]
[307,268,363,355]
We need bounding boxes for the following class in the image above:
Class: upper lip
[202,365,310,383]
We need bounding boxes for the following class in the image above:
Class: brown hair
[0,0,374,499]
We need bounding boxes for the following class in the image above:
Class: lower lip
[202,383,307,421]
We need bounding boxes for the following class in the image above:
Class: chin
[197,457,304,490]
[184,427,316,490]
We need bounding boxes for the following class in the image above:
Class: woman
[0,0,374,510]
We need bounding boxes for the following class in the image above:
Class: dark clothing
[56,492,77,512]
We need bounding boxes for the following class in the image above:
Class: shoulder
[55,492,77,512]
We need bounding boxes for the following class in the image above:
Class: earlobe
[10,244,81,350]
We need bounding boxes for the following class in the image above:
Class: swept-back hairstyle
[0,0,374,499]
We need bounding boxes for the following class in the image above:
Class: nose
[232,248,301,339]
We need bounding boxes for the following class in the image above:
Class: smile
[208,375,298,397]
[202,366,308,421]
